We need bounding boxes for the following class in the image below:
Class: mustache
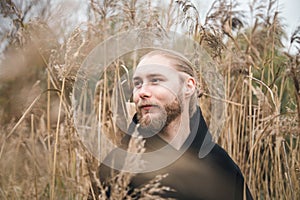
[137,101,161,109]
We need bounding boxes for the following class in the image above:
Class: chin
[139,112,166,128]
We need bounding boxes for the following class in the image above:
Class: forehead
[133,54,179,77]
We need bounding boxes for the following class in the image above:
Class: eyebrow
[132,73,166,80]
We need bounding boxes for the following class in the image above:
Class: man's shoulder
[203,143,242,174]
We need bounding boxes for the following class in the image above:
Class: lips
[138,104,159,111]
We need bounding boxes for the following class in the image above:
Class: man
[92,49,253,199]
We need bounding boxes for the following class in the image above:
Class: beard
[136,96,183,136]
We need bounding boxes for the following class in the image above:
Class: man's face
[132,55,184,134]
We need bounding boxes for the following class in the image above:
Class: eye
[150,78,161,84]
[133,80,142,88]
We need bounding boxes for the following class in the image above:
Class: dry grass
[0,0,299,199]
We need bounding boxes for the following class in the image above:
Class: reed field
[0,0,299,199]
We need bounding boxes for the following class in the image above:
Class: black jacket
[94,107,253,200]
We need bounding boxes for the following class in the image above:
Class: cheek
[160,86,179,97]
[132,90,139,103]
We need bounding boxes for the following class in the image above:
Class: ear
[184,77,196,97]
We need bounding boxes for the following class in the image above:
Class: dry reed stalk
[46,69,53,199]
[50,77,65,200]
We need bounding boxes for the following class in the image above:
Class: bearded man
[90,50,253,200]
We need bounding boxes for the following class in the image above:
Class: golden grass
[0,0,299,199]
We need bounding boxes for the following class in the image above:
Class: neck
[158,109,191,150]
